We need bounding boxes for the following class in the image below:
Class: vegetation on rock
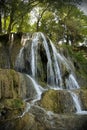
[38,89,75,113]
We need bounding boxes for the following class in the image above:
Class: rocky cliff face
[0,32,87,130]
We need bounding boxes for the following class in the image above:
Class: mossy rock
[0,69,20,99]
[0,68,40,103]
[2,99,25,109]
[38,89,75,113]
[0,98,25,121]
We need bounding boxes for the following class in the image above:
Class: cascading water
[15,47,25,71]
[21,33,31,46]
[27,75,42,103]
[15,32,87,116]
[65,74,80,89]
[20,75,44,117]
[30,32,55,85]
[40,33,55,85]
[70,91,87,114]
[31,34,39,78]
[69,91,82,113]
[50,40,62,87]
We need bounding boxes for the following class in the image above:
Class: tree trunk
[36,19,39,32]
[4,10,6,33]
[0,12,2,34]
[66,35,69,45]
[7,11,14,33]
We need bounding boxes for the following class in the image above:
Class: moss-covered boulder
[0,68,38,120]
[0,68,39,121]
[0,69,38,100]
[0,69,26,99]
[38,89,75,113]
[0,99,25,120]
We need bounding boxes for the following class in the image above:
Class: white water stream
[31,35,39,78]
[50,40,62,87]
[66,74,80,89]
[70,91,82,113]
[70,91,87,114]
[19,75,43,117]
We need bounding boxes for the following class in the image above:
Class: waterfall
[27,75,42,102]
[50,40,62,87]
[70,91,87,114]
[31,34,39,78]
[19,75,43,117]
[70,91,82,113]
[21,33,30,46]
[15,32,87,116]
[40,33,55,85]
[30,32,55,85]
[65,74,80,89]
[49,39,79,89]
[9,33,14,50]
[15,47,25,71]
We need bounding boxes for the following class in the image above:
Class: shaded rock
[0,113,37,130]
[0,105,87,130]
[0,33,22,69]
[36,40,48,83]
[0,100,25,121]
[30,105,87,130]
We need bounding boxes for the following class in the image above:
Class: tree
[0,0,7,33]
[0,0,40,33]
[34,2,87,46]
[56,4,87,45]
[0,0,85,39]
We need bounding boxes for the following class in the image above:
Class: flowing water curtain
[40,33,55,86]
[15,32,87,115]
[70,91,82,113]
[15,47,25,71]
[50,40,63,87]
[31,33,39,78]
[15,32,80,89]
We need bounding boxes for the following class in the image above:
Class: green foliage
[0,0,39,33]
[66,45,87,75]
[0,0,87,47]
[55,4,86,44]
[12,99,24,108]
[2,98,25,109]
